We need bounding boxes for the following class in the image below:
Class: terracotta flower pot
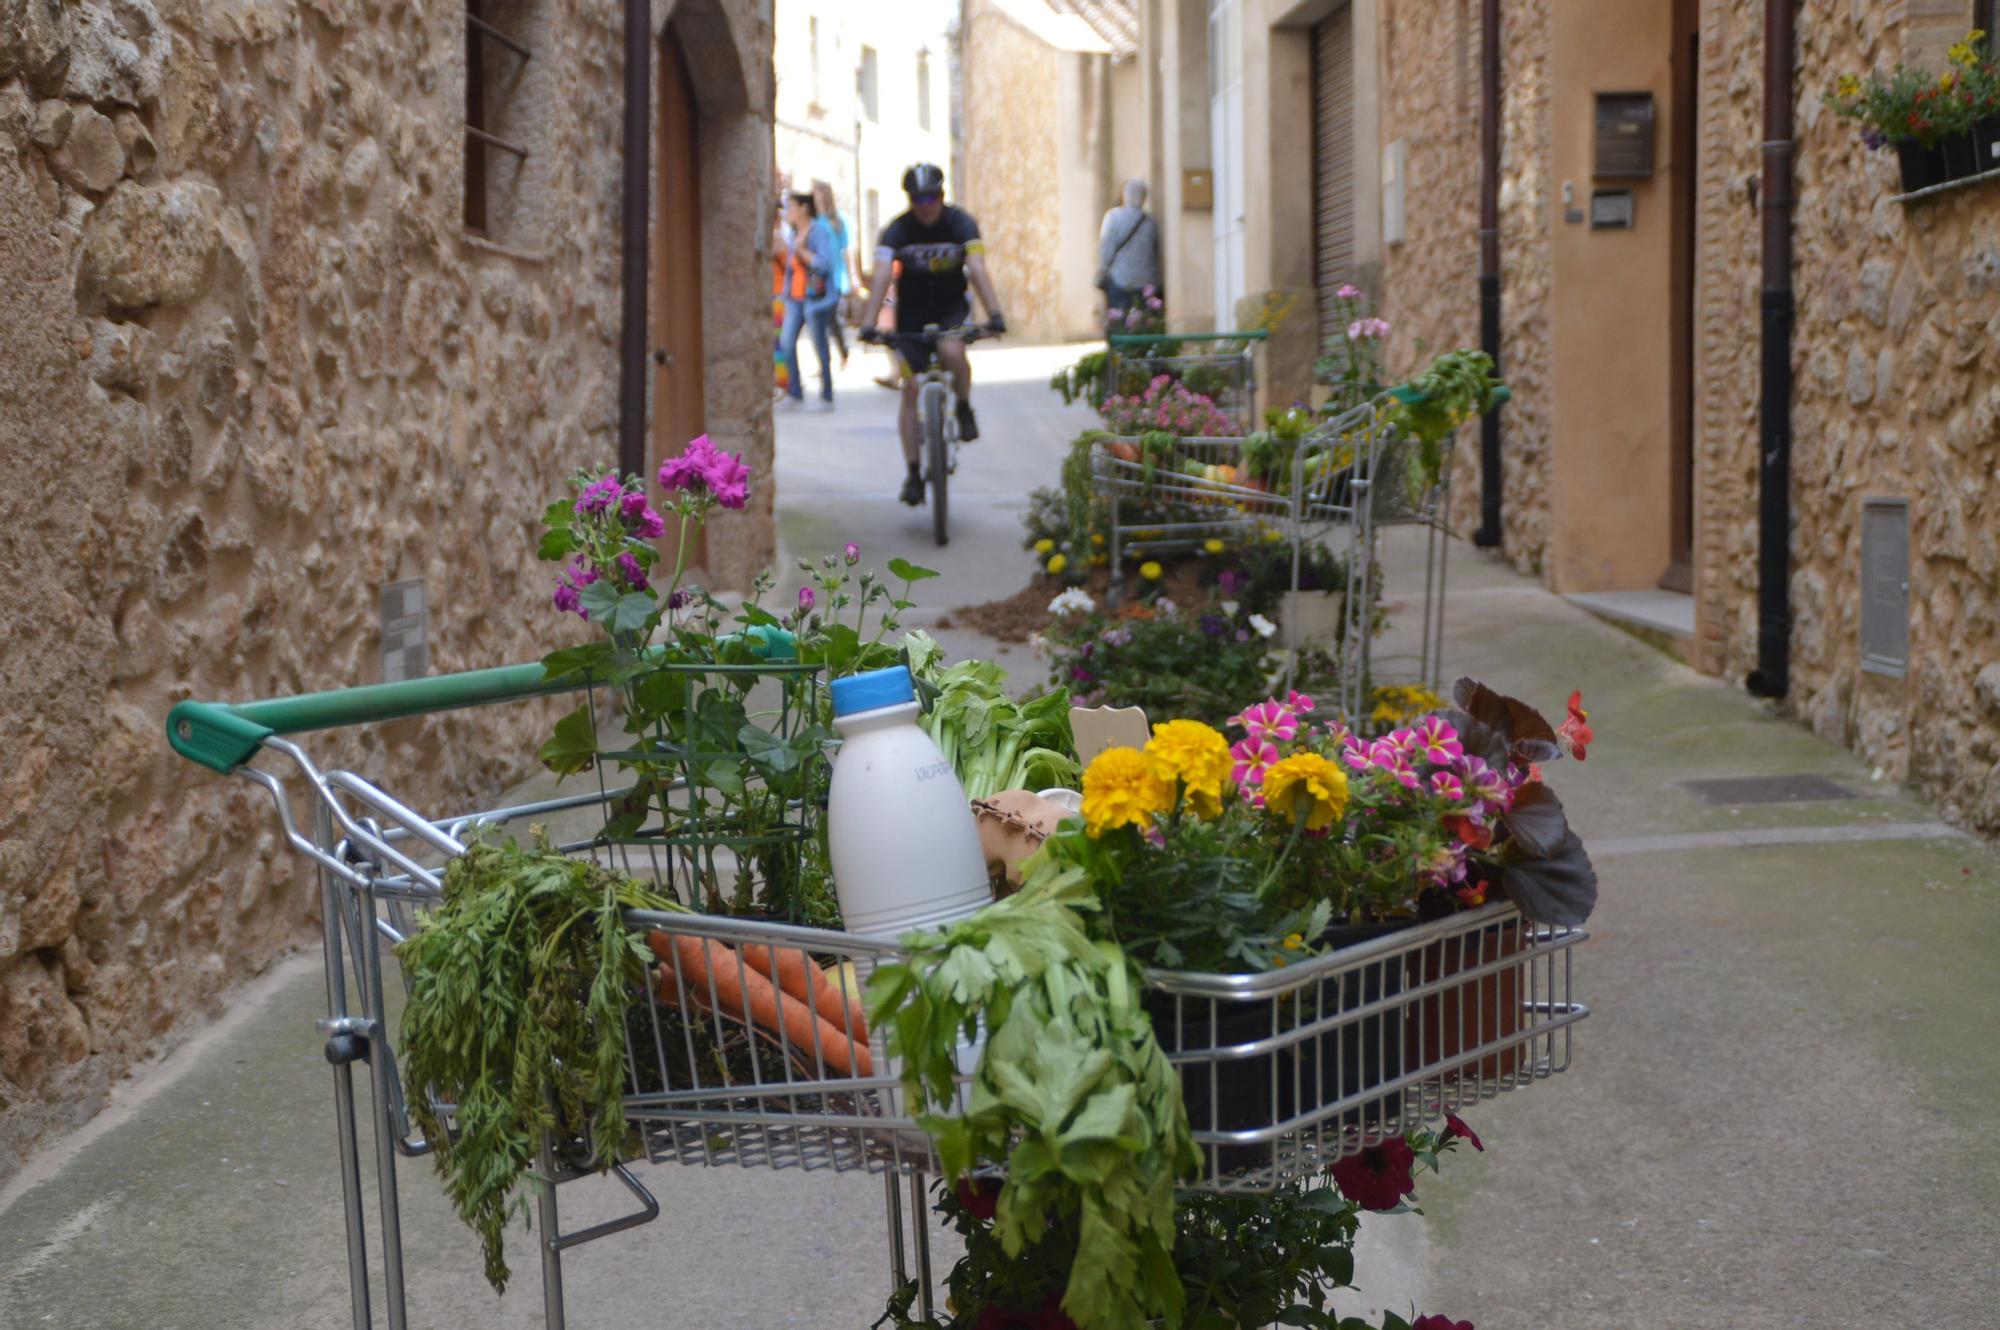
[1404,916,1526,1085]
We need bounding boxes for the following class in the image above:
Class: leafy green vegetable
[914,656,1080,800]
[868,870,1199,1330]
[396,837,681,1292]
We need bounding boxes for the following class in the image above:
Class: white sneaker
[775,396,804,412]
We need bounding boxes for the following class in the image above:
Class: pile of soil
[953,562,1223,643]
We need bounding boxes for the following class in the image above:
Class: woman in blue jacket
[779,191,841,409]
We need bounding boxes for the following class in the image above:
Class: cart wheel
[324,1031,371,1066]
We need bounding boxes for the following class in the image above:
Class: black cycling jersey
[875,205,984,331]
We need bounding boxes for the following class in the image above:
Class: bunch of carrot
[647,930,873,1078]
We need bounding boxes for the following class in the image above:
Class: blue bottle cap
[830,665,915,717]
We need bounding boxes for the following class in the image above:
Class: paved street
[3,345,1997,1328]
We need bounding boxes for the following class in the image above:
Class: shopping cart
[166,660,1587,1329]
[1104,331,1268,432]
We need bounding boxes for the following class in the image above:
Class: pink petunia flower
[1230,736,1280,787]
[1413,716,1463,766]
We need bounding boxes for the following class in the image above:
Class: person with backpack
[1096,178,1163,334]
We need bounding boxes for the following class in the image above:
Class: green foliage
[1385,350,1507,495]
[1173,1187,1362,1330]
[916,656,1081,800]
[1038,818,1331,974]
[1050,349,1111,407]
[395,838,680,1293]
[867,872,1200,1330]
[1824,35,1998,147]
[1046,609,1279,730]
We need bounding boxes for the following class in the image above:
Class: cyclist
[858,163,1008,506]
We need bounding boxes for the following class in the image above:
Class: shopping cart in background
[1092,389,1458,717]
[165,658,1586,1329]
[1104,331,1268,433]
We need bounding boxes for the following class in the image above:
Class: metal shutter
[1312,6,1355,345]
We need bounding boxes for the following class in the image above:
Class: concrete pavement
[4,341,1998,1328]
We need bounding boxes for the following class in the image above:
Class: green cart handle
[1108,331,1270,346]
[167,625,799,775]
[1386,382,1512,408]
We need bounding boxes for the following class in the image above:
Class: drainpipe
[1747,0,1794,698]
[617,0,651,479]
[1473,0,1504,548]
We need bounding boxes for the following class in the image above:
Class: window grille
[465,1,531,234]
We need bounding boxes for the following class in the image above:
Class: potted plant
[1825,33,2000,192]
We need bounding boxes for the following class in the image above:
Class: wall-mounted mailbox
[1182,169,1213,210]
[1594,92,1656,179]
[1590,189,1635,229]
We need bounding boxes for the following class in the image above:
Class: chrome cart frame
[166,669,1587,1330]
[1093,392,1453,717]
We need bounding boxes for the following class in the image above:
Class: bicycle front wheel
[924,386,949,546]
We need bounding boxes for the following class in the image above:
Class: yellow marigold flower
[1836,73,1863,98]
[1144,719,1233,817]
[1047,553,1068,575]
[1034,538,1055,554]
[1263,527,1284,543]
[1091,532,1106,545]
[1139,560,1163,580]
[1203,538,1226,555]
[1281,932,1305,951]
[1081,746,1174,837]
[1262,752,1350,832]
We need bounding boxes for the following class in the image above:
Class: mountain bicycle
[865,324,993,547]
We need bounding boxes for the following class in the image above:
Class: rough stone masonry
[0,0,775,1178]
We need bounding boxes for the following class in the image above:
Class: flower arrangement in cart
[1035,675,1597,977]
[872,676,1598,1330]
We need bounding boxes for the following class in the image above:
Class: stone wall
[1375,0,1552,571]
[959,0,1069,343]
[0,0,773,1179]
[1374,0,2000,832]
[1697,0,2000,830]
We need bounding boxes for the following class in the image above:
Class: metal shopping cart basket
[165,661,1587,1329]
[1105,331,1268,433]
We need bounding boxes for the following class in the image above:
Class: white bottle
[827,665,993,939]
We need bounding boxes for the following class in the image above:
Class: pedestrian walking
[814,181,857,370]
[778,191,840,410]
[1096,178,1163,334]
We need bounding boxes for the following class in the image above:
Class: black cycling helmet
[902,162,945,196]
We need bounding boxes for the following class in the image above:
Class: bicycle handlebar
[863,325,995,348]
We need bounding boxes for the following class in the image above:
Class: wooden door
[655,24,706,565]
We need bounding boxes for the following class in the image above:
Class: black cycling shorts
[893,301,972,373]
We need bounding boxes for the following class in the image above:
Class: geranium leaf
[1502,781,1569,858]
[887,557,941,583]
[537,704,598,775]
[1499,829,1598,926]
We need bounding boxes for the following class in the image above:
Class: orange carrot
[647,931,872,1078]
[740,943,869,1044]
